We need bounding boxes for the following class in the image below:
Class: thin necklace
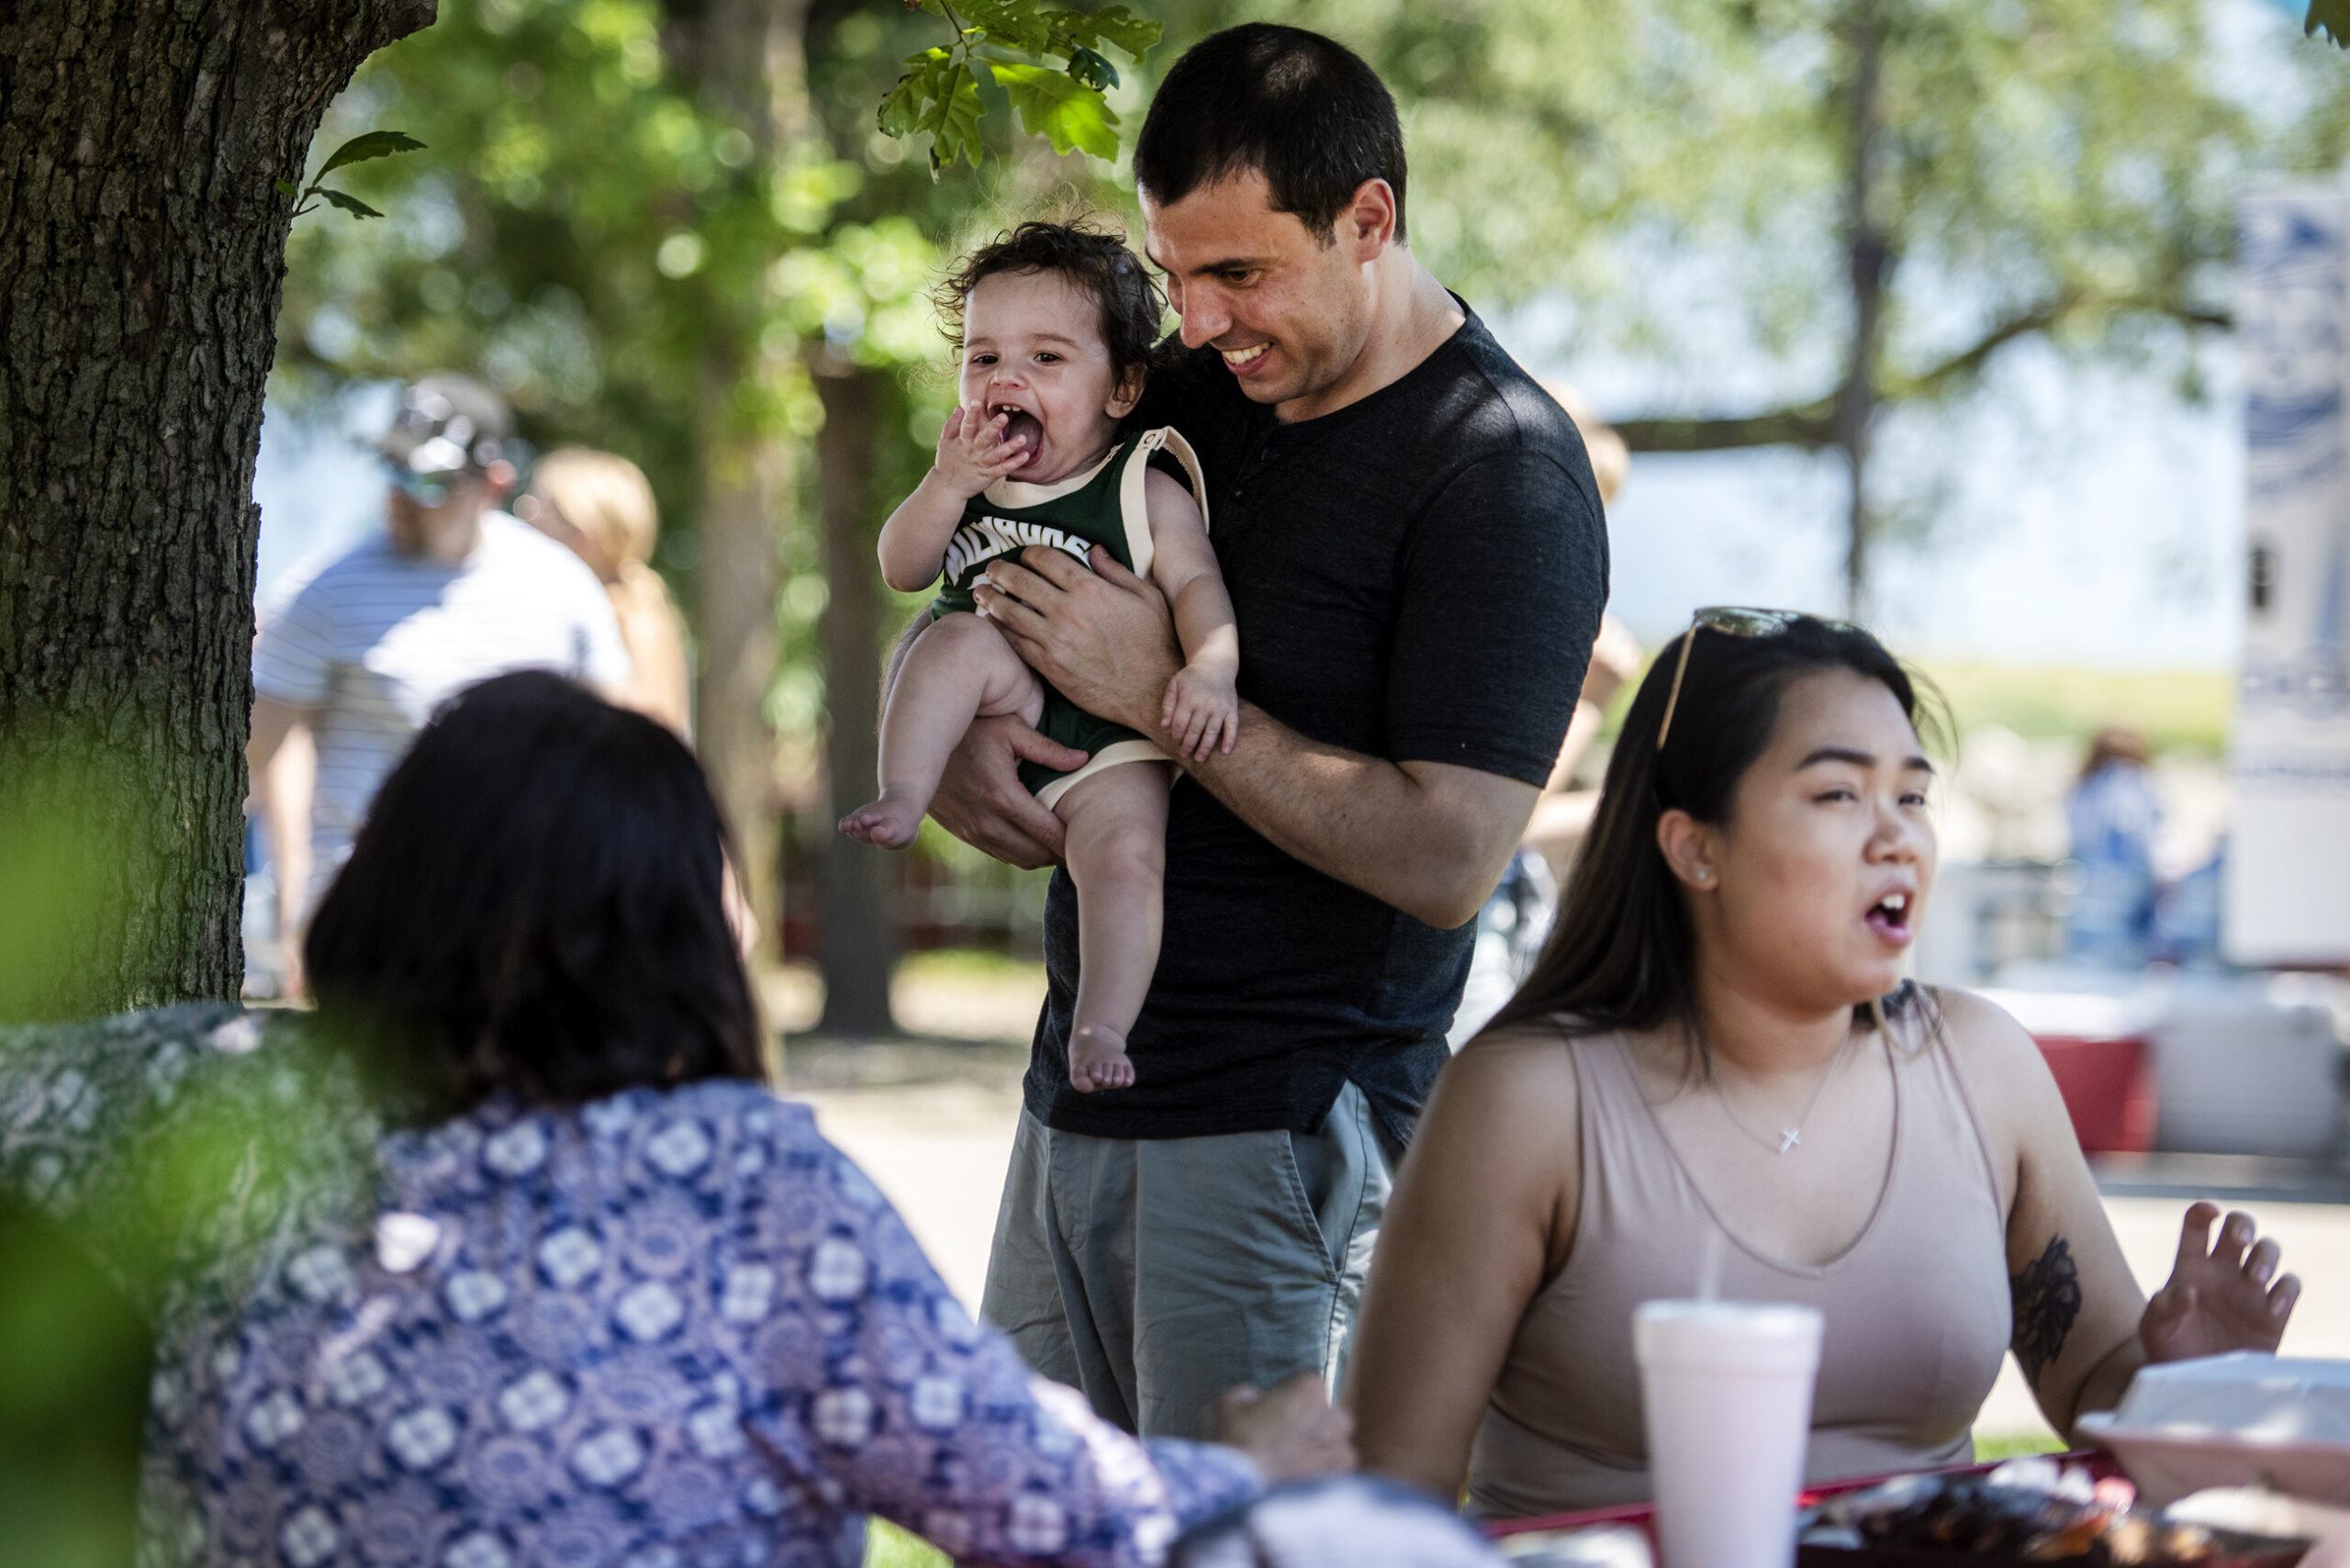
[1714,1036,1851,1155]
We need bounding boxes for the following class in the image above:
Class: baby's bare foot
[838,791,924,849]
[1069,1024,1136,1092]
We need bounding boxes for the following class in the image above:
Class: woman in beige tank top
[1348,611,2303,1517]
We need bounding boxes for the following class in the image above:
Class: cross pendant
[1777,1128,1801,1154]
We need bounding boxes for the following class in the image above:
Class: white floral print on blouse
[0,1005,1259,1567]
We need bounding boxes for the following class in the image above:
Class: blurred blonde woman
[522,447,693,734]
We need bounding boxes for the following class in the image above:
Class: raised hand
[2142,1201,2300,1363]
[932,404,1029,498]
[977,545,1184,734]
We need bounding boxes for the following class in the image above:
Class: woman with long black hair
[1346,611,2300,1517]
[0,672,1346,1566]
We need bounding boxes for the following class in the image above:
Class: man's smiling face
[1142,168,1380,418]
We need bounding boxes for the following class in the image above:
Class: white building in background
[2227,191,2350,966]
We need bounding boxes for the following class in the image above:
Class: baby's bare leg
[841,613,1044,849]
[1057,762,1172,1092]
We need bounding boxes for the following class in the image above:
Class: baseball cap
[376,373,514,479]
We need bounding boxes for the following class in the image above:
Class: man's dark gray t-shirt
[1025,306,1609,1146]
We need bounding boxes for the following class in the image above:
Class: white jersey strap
[1118,426,1211,583]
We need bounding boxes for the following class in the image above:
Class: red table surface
[1479,1450,2127,1541]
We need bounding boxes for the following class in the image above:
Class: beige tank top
[1465,1020,2013,1518]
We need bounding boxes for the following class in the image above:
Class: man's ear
[1655,808,1720,892]
[1337,177,1400,259]
[1106,364,1146,420]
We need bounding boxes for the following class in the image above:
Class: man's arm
[975,439,1603,926]
[249,695,317,992]
[977,549,1537,929]
[1192,701,1534,929]
[247,692,306,781]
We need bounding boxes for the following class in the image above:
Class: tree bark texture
[0,9,431,1563]
[0,0,433,1023]
[811,355,897,1037]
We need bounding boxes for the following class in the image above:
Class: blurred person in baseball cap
[245,371,631,996]
[374,373,520,558]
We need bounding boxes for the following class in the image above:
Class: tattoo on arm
[2011,1235,2084,1384]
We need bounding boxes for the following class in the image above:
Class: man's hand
[975,545,1182,734]
[927,713,1089,870]
[2142,1201,2300,1362]
[1209,1373,1357,1482]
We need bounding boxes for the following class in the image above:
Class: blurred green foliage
[269,0,2350,1036]
[1921,662,2234,756]
[0,1202,148,1568]
[881,0,1161,169]
[276,0,2350,685]
[271,0,1144,790]
[867,1517,953,1568]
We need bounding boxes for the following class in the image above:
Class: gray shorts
[979,1081,1398,1439]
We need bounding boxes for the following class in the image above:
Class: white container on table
[1633,1300,1823,1568]
[2076,1351,2350,1508]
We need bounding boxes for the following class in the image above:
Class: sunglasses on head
[1654,606,1865,750]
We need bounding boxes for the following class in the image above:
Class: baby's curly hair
[934,218,1166,388]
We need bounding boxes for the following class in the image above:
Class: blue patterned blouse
[0,1004,1259,1567]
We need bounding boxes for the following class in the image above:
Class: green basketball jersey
[929,427,1202,618]
[924,425,1209,806]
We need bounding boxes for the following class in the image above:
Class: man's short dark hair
[934,218,1165,387]
[1134,24,1406,245]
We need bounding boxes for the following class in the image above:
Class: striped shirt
[253,515,632,901]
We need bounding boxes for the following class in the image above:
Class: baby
[840,221,1238,1092]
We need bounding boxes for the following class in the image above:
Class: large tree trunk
[0,0,431,1021]
[811,354,898,1036]
[0,6,433,1560]
[665,0,811,958]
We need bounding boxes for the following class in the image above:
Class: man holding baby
[917,24,1609,1439]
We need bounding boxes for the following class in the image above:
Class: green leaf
[317,129,426,176]
[274,178,300,200]
[2310,0,2350,46]
[988,62,1117,161]
[316,188,386,219]
[1064,46,1118,91]
[921,61,986,172]
[955,0,1052,55]
[1049,5,1158,61]
[878,48,952,136]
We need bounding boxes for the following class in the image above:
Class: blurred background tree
[273,0,1065,1036]
[1240,0,2335,615]
[269,0,2350,1036]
